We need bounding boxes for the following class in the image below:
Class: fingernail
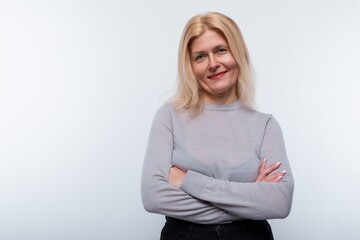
[276,162,281,165]
[278,175,283,179]
[263,158,267,162]
[281,170,287,174]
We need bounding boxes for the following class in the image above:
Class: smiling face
[190,30,239,104]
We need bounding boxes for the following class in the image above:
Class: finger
[256,158,268,181]
[269,162,282,171]
[262,162,281,176]
[257,158,267,174]
[267,170,287,182]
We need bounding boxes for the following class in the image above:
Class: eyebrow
[191,51,206,57]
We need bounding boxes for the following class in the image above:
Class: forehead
[190,30,228,53]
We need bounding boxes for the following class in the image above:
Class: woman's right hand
[255,158,286,182]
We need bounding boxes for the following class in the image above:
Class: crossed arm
[169,158,286,188]
[141,106,294,224]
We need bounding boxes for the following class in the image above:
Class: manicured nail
[278,175,283,179]
[276,162,281,165]
[281,170,287,174]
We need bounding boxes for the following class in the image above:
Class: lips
[208,70,228,80]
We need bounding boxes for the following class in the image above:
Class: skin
[190,29,239,104]
[169,30,286,187]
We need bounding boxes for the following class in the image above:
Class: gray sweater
[141,101,294,224]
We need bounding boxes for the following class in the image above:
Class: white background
[1,0,359,239]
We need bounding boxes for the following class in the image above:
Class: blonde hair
[171,12,255,114]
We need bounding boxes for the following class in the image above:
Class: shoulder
[238,105,272,123]
[248,108,283,136]
[148,102,176,133]
[156,101,173,114]
[152,101,177,123]
[237,106,285,135]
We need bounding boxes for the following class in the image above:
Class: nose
[208,55,220,71]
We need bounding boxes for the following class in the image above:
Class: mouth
[208,70,228,80]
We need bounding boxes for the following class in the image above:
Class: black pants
[160,217,274,240]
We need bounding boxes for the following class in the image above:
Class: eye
[217,47,228,54]
[194,54,205,62]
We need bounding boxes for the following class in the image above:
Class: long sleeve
[179,117,294,220]
[141,104,239,224]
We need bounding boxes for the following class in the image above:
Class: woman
[141,12,294,240]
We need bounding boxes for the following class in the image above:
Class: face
[190,30,239,104]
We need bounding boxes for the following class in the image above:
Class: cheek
[192,64,206,80]
[228,59,239,78]
[232,65,239,78]
[226,56,238,68]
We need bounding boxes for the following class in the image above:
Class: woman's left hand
[168,166,187,188]
[256,158,286,182]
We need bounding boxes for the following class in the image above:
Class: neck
[202,93,238,105]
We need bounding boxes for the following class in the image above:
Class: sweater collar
[203,100,242,111]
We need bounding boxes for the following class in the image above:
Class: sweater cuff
[180,170,211,198]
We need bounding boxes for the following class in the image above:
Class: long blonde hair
[171,12,255,114]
